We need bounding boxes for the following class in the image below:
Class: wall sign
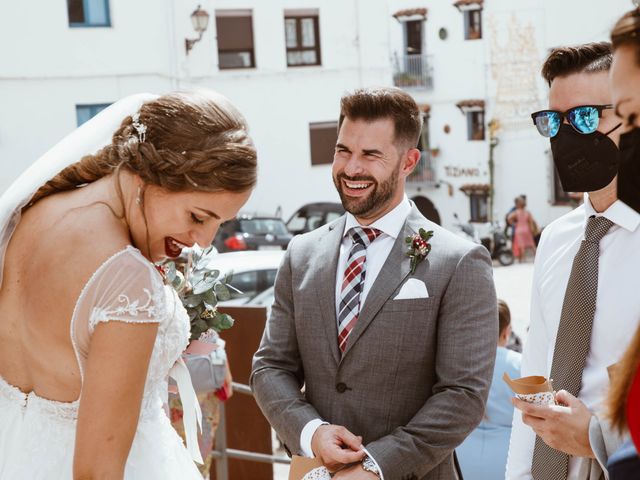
[444,166,481,177]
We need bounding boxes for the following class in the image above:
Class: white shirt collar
[343,196,412,240]
[583,192,640,233]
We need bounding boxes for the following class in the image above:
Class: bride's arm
[74,320,158,479]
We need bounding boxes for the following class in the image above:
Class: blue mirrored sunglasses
[531,105,613,138]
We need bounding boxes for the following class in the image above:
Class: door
[404,20,423,77]
[405,20,422,55]
[412,195,441,226]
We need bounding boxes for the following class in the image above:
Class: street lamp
[185,5,210,55]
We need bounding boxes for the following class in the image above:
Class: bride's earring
[136,186,143,206]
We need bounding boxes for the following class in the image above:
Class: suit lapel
[341,206,425,359]
[314,216,345,365]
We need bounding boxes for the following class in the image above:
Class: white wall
[0,0,635,229]
[0,0,391,222]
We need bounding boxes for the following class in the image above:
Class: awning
[460,183,490,195]
[392,8,428,20]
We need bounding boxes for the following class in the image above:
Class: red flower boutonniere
[405,228,434,274]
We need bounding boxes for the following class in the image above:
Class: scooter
[481,223,514,266]
[453,214,514,266]
[452,213,480,244]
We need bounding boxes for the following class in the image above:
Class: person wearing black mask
[611,7,640,214]
[507,42,640,480]
[605,7,640,480]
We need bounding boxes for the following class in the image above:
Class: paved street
[492,261,534,339]
[272,261,535,479]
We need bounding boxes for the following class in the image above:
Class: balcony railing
[408,150,437,185]
[392,53,434,89]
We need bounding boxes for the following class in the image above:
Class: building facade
[0,0,632,230]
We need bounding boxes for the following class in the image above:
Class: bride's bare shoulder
[23,193,133,273]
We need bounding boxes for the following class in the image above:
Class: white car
[246,286,276,315]
[204,250,284,306]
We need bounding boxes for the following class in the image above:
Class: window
[309,122,338,166]
[284,14,321,66]
[216,10,255,69]
[325,212,342,223]
[464,9,482,40]
[404,20,423,55]
[67,0,110,27]
[227,269,278,300]
[239,219,289,236]
[467,110,485,141]
[76,104,110,126]
[470,193,488,222]
[228,271,259,299]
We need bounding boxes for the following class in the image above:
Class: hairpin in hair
[131,112,147,143]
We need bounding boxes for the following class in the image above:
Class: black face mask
[550,123,621,192]
[617,127,640,213]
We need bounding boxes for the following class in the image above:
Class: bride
[0,90,256,478]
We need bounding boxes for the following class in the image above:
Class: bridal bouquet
[160,245,235,341]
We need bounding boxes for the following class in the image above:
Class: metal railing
[407,150,437,186]
[392,53,434,89]
[211,381,291,480]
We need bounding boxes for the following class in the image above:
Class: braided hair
[27,90,257,210]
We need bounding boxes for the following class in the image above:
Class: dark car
[286,202,345,235]
[213,215,293,252]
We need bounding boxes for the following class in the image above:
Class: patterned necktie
[337,226,381,354]
[531,215,614,480]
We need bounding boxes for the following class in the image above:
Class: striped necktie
[337,226,381,354]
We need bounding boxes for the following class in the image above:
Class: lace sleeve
[75,247,167,332]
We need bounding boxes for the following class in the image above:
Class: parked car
[213,214,293,253]
[246,285,276,316]
[204,251,284,306]
[286,202,345,235]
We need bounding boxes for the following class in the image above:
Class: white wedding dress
[0,246,202,479]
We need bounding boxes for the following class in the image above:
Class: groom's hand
[311,424,365,471]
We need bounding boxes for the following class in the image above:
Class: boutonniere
[405,228,434,274]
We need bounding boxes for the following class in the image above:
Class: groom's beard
[333,169,398,218]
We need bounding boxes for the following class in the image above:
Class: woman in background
[508,197,537,263]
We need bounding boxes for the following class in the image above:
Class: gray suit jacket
[251,206,498,480]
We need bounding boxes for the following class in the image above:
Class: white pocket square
[393,278,429,300]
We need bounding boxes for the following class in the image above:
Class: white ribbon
[169,357,204,464]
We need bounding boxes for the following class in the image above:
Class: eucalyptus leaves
[161,245,236,340]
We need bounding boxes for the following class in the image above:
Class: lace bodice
[72,246,190,418]
[302,467,332,480]
[0,246,202,478]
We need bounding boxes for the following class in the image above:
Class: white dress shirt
[506,194,640,480]
[299,196,413,479]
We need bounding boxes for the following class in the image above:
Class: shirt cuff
[300,418,328,457]
[362,446,385,480]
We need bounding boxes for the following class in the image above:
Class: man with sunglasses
[507,42,640,480]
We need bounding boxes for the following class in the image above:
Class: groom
[251,87,498,479]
